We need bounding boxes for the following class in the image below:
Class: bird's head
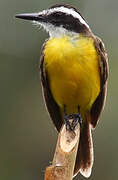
[16,4,91,37]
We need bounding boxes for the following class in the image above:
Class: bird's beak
[15,13,44,22]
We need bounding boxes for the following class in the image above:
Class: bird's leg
[71,106,82,129]
[64,105,82,131]
[64,105,73,131]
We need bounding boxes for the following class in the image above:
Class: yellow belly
[44,35,100,114]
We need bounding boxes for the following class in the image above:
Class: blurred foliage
[0,0,118,180]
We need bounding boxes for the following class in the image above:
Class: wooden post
[44,122,80,180]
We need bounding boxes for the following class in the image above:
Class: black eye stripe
[52,12,63,16]
[45,11,89,34]
[47,12,82,24]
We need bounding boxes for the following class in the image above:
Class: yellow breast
[44,35,100,114]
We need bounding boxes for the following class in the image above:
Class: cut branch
[44,121,80,180]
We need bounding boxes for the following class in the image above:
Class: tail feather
[74,121,93,178]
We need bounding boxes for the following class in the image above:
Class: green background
[0,0,117,179]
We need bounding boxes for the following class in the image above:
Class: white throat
[33,21,78,38]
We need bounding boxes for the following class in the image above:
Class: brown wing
[89,36,109,128]
[39,42,63,132]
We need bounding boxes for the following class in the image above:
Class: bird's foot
[64,113,82,131]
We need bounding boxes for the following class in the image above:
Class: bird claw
[64,113,82,131]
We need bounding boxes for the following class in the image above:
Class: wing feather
[89,36,109,128]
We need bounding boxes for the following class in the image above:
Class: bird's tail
[73,120,93,178]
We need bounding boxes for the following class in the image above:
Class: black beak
[15,13,44,21]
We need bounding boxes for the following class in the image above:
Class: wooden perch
[44,121,80,180]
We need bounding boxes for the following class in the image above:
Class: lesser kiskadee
[16,4,109,178]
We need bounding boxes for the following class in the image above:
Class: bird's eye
[53,12,62,17]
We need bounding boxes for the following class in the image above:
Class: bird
[15,4,109,178]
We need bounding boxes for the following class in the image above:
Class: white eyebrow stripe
[40,6,90,29]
